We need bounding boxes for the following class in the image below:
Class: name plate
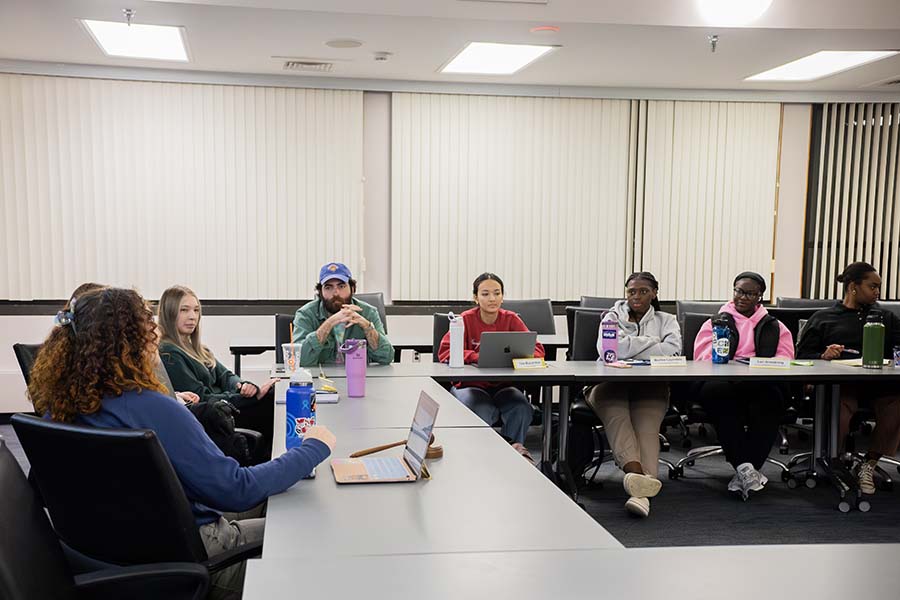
[750,357,791,369]
[513,358,547,370]
[650,356,687,367]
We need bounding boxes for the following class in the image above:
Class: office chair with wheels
[274,313,295,364]
[355,292,389,333]
[13,343,42,386]
[502,298,556,334]
[11,414,262,576]
[0,438,209,600]
[775,297,836,309]
[579,296,619,309]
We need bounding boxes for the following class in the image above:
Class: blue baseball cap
[319,262,352,284]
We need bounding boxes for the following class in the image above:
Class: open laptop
[331,391,440,484]
[477,331,538,368]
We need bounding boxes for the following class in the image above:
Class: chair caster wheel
[858,500,871,513]
[786,477,798,489]
[838,501,851,513]
[686,460,695,467]
[805,477,817,489]
[669,467,683,480]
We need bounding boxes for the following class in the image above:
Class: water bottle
[862,311,885,370]
[600,312,619,364]
[340,339,367,397]
[285,369,316,449]
[448,312,465,368]
[711,316,731,364]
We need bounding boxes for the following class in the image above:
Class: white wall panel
[0,74,364,300]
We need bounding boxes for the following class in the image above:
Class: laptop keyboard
[362,457,409,480]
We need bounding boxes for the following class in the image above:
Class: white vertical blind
[636,101,782,300]
[808,103,900,299]
[391,93,634,300]
[0,74,364,300]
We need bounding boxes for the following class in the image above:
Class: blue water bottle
[711,316,731,364]
[285,368,316,449]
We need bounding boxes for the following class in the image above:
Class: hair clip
[54,309,76,333]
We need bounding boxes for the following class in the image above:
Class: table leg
[540,385,553,479]
[555,385,579,501]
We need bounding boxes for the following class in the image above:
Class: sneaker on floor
[736,462,766,496]
[857,461,877,495]
[623,472,662,499]
[624,496,650,517]
[727,471,742,492]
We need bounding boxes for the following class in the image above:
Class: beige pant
[199,505,266,600]
[586,382,669,477]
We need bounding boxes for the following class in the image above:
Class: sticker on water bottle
[713,338,730,358]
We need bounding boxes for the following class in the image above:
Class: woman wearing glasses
[585,272,682,518]
[693,272,795,500]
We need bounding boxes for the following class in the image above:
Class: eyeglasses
[733,287,761,300]
[626,288,652,298]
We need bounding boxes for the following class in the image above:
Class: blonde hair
[158,285,217,368]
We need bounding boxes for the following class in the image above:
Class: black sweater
[796,302,900,360]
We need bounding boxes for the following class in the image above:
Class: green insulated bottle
[862,311,885,370]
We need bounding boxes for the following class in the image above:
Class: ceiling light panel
[746,50,899,82]
[441,42,555,75]
[81,19,189,62]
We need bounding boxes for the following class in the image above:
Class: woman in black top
[796,262,900,494]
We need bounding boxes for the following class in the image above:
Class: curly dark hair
[28,287,167,423]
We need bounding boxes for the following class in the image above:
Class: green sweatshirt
[159,341,246,406]
[291,298,393,366]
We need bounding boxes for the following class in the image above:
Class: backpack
[188,400,252,466]
[712,312,781,358]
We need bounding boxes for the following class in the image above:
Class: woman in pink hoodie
[693,272,794,500]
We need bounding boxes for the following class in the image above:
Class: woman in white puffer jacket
[586,272,681,518]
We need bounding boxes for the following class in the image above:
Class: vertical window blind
[391,93,636,300]
[805,103,900,299]
[0,74,363,300]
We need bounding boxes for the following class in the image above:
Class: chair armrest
[235,428,262,445]
[202,540,263,573]
[74,563,208,600]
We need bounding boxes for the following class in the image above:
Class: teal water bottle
[862,311,885,370]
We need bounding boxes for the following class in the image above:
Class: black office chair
[775,297,836,309]
[11,414,262,575]
[675,300,722,329]
[579,296,619,309]
[274,313,295,364]
[356,292,389,334]
[672,312,791,480]
[502,299,556,334]
[564,306,607,361]
[13,343,41,386]
[0,438,208,600]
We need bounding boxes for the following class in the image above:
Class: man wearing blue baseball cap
[291,262,393,366]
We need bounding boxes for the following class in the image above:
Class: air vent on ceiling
[283,60,334,73]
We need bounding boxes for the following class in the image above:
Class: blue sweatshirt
[76,388,330,526]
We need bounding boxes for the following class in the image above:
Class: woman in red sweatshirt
[438,273,544,454]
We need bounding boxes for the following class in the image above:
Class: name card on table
[513,358,547,370]
[650,356,687,367]
[749,357,791,369]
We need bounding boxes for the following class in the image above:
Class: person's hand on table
[821,344,844,360]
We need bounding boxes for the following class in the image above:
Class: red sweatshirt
[438,308,545,384]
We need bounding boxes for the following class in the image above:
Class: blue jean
[452,386,533,444]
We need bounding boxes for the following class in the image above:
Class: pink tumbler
[339,339,367,397]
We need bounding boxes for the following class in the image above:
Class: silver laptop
[477,331,538,368]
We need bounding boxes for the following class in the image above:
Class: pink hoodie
[694,302,794,361]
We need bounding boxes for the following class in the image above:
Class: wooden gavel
[349,432,444,459]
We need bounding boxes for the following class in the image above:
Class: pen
[843,349,860,355]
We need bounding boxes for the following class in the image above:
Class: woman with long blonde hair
[28,287,335,600]
[158,285,277,457]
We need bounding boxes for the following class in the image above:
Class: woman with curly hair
[28,287,335,600]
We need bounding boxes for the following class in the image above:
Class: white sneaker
[727,471,742,492]
[736,462,766,497]
[857,461,877,495]
[624,496,650,517]
[623,472,662,499]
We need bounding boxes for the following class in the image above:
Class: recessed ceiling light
[746,50,899,82]
[325,39,363,49]
[441,42,556,75]
[696,0,773,26]
[81,19,188,61]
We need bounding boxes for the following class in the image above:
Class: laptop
[331,391,440,484]
[477,331,538,368]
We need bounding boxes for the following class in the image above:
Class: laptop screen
[403,391,440,477]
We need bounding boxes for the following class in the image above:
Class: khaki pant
[586,382,669,477]
[198,505,266,600]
